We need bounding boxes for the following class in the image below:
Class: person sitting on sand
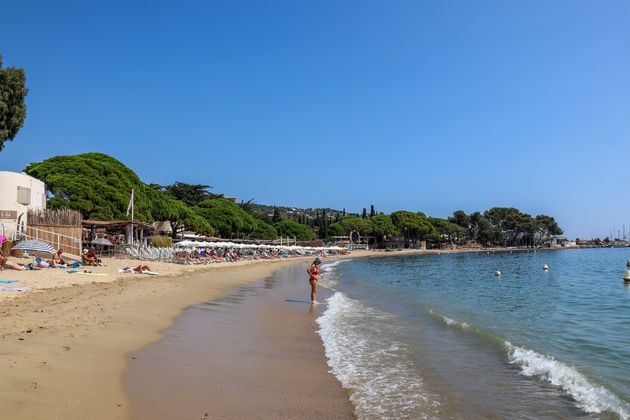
[306,257,322,304]
[0,255,6,270]
[52,249,66,266]
[82,248,99,266]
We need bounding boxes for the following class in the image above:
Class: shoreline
[124,265,354,419]
[0,251,381,419]
[0,246,572,419]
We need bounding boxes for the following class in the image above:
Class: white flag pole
[127,189,135,244]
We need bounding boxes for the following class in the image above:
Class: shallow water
[317,249,630,419]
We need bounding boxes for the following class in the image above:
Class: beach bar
[82,219,154,247]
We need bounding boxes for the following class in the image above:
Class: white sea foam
[506,342,630,419]
[321,259,351,272]
[318,259,350,289]
[316,292,441,419]
[430,311,630,419]
[429,310,469,329]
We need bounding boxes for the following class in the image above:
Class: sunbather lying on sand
[119,265,158,275]
[0,256,26,271]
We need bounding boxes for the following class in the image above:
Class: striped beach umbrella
[12,240,56,254]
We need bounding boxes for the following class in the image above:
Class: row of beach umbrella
[174,240,345,252]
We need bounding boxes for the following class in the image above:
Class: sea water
[317,249,630,419]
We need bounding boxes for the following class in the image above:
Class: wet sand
[0,258,333,420]
[124,264,354,419]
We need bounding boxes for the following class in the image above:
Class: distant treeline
[24,153,562,246]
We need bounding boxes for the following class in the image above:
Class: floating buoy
[495,271,501,276]
[624,269,630,282]
[543,264,549,271]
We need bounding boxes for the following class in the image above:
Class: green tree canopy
[391,210,435,247]
[160,182,221,207]
[274,220,314,241]
[193,198,257,238]
[0,55,28,151]
[328,222,346,237]
[340,216,372,236]
[271,208,285,223]
[368,214,399,244]
[448,210,470,231]
[252,220,278,240]
[536,214,564,239]
[25,153,156,220]
[24,153,214,236]
[150,194,214,237]
[428,217,467,241]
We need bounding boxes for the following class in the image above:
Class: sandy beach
[0,247,547,419]
[0,249,412,419]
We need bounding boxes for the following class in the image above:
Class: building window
[17,187,31,205]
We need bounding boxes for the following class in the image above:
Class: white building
[0,171,46,236]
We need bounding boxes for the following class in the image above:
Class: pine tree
[0,55,28,151]
[272,208,282,223]
[321,209,328,239]
[362,208,367,219]
[370,204,376,218]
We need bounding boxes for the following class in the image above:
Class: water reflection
[263,276,277,289]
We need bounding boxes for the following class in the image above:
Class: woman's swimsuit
[309,265,319,282]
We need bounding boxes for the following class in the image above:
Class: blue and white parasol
[12,240,56,254]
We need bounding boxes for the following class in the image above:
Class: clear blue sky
[1,0,629,238]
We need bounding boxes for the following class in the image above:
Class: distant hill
[253,203,353,220]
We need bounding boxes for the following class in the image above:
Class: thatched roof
[83,220,153,230]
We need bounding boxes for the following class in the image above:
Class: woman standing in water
[307,257,322,304]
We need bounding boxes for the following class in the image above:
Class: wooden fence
[28,208,82,226]
[26,225,83,257]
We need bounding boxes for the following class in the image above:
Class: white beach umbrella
[12,240,55,254]
[91,237,113,246]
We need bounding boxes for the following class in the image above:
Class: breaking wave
[316,292,442,419]
[431,311,630,419]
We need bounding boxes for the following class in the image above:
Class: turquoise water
[317,249,630,419]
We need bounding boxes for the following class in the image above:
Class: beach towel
[0,286,31,292]
[67,269,80,274]
[77,272,108,276]
[0,280,18,283]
